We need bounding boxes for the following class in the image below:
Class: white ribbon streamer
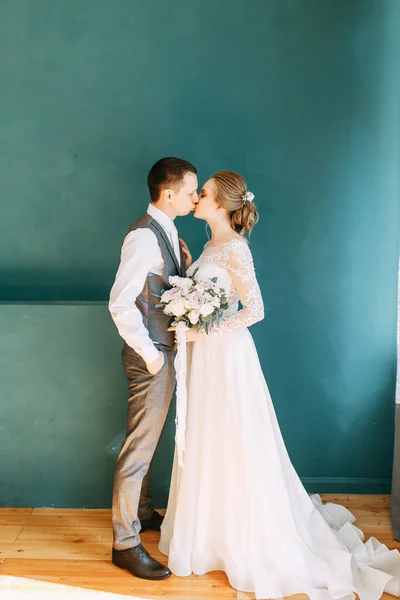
[174,321,189,467]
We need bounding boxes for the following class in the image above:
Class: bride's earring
[205,223,211,240]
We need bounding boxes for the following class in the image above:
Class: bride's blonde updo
[211,171,259,236]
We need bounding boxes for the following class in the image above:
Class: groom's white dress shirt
[109,203,181,365]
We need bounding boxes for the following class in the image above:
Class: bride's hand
[185,328,203,342]
[179,238,192,270]
[168,326,203,343]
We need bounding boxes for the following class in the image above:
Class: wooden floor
[0,495,399,600]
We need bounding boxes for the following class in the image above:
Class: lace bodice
[187,238,264,334]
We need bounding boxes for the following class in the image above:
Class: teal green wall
[0,0,399,507]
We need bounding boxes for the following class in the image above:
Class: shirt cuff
[141,343,160,365]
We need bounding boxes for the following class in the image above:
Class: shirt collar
[147,203,177,237]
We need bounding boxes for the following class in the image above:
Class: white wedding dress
[158,238,400,600]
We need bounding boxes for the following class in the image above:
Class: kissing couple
[108,157,400,600]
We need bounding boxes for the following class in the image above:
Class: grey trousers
[112,342,176,550]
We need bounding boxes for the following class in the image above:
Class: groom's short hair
[147,157,197,202]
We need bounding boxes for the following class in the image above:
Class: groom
[109,157,198,580]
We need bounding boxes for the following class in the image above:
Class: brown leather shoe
[112,544,171,580]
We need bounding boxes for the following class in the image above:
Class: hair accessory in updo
[242,191,255,203]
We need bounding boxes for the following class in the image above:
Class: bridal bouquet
[159,272,229,469]
[160,273,229,334]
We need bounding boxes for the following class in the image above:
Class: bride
[158,170,400,600]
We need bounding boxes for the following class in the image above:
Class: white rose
[169,276,193,292]
[196,277,213,289]
[188,310,200,325]
[161,287,182,303]
[168,298,187,317]
[211,296,221,308]
[164,304,173,316]
[194,282,205,294]
[187,291,204,310]
[200,303,215,317]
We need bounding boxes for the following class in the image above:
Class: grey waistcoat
[127,213,185,349]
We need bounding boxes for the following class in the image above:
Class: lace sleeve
[210,240,264,335]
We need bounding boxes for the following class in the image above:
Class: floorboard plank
[0,495,397,599]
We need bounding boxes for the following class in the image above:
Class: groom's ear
[164,188,174,204]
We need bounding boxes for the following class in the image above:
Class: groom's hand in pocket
[146,351,165,375]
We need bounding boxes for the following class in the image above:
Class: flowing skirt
[159,327,400,600]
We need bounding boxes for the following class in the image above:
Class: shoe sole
[112,560,172,581]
